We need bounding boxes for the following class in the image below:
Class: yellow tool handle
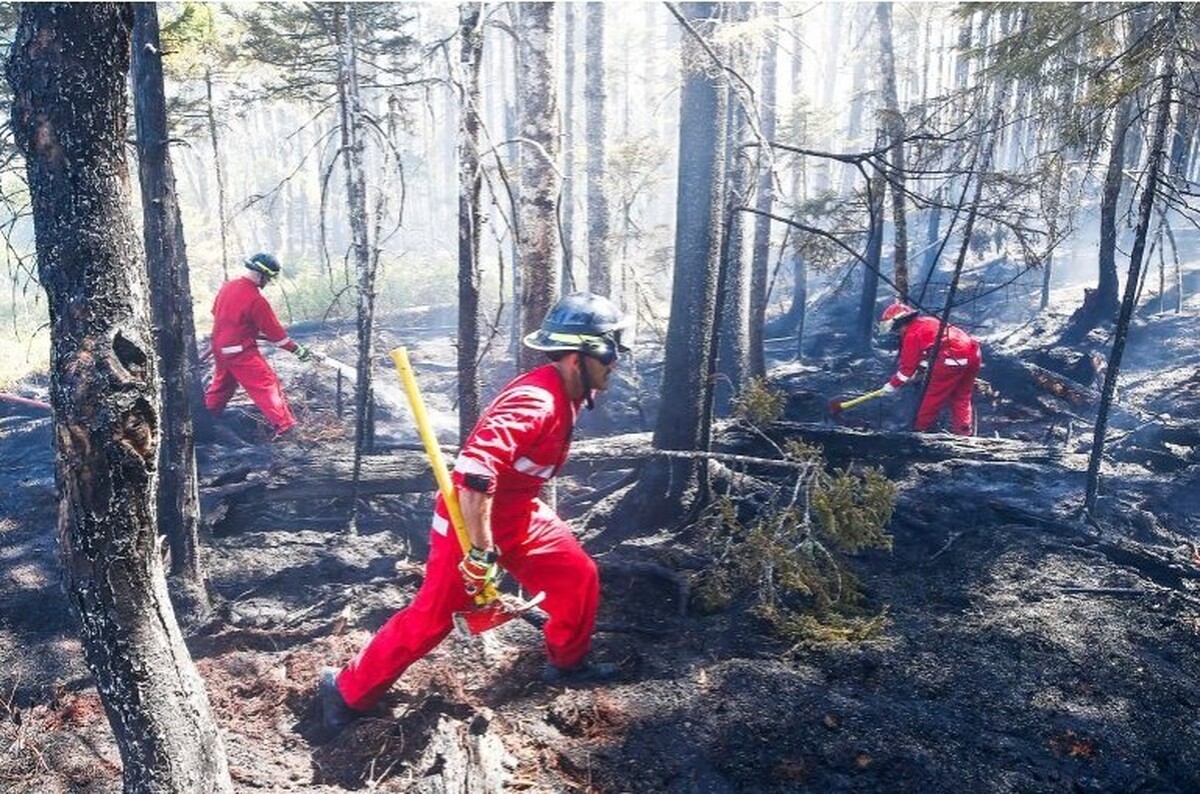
[391,347,499,606]
[840,388,886,411]
[390,348,471,554]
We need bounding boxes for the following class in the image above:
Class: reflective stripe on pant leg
[226,351,297,432]
[501,499,599,669]
[336,528,471,710]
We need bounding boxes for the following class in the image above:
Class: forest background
[2,2,1200,792]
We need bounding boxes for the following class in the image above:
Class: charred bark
[716,47,753,417]
[855,168,885,352]
[516,2,559,373]
[1085,42,1176,513]
[748,1,778,377]
[204,67,231,280]
[7,5,231,790]
[1061,93,1132,343]
[561,2,577,289]
[585,2,611,297]
[133,4,211,623]
[875,2,909,301]
[457,4,484,440]
[635,2,726,521]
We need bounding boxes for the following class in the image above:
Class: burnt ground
[3,297,1200,793]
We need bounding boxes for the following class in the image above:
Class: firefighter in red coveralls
[203,253,312,437]
[879,303,982,435]
[317,293,629,730]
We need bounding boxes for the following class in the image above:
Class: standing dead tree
[1084,24,1177,514]
[133,2,212,624]
[7,5,231,790]
[457,3,485,440]
[515,2,560,372]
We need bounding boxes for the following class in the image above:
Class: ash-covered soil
[2,298,1200,793]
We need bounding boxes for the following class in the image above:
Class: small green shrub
[733,376,786,424]
[694,419,897,647]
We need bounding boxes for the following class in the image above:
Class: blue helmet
[244,252,282,280]
[523,292,631,364]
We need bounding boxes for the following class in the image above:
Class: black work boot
[318,667,362,731]
[541,659,619,686]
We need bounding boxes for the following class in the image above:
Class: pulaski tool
[390,347,546,638]
[828,387,887,418]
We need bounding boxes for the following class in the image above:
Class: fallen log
[200,422,1092,534]
[0,392,51,411]
[732,421,1090,472]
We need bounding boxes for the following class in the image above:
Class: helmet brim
[522,330,580,352]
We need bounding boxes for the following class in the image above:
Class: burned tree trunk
[132,3,212,624]
[855,168,885,352]
[716,52,753,418]
[516,2,559,372]
[561,2,577,290]
[457,3,484,440]
[748,0,779,378]
[875,1,909,301]
[7,5,231,790]
[585,2,611,298]
[336,3,377,462]
[1085,42,1176,513]
[204,67,231,280]
[634,1,727,523]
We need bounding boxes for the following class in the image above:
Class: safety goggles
[588,329,631,366]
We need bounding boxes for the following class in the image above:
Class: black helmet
[523,292,631,364]
[245,252,282,280]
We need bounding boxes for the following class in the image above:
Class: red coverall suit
[889,316,982,435]
[203,277,299,434]
[334,364,600,710]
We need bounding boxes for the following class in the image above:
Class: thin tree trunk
[790,12,808,360]
[585,2,611,297]
[1040,155,1065,310]
[7,5,231,790]
[1085,43,1176,513]
[516,2,559,373]
[339,6,375,442]
[1096,95,1132,314]
[335,3,377,532]
[204,67,230,280]
[561,2,576,290]
[875,2,909,300]
[716,76,752,416]
[132,3,211,624]
[856,166,886,352]
[458,4,484,441]
[640,1,726,520]
[748,0,778,378]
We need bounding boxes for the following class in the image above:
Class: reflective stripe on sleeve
[894,371,911,383]
[432,513,450,536]
[514,456,555,479]
[454,454,493,477]
[220,345,244,355]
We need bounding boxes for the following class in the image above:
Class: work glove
[880,382,896,395]
[293,343,313,362]
[458,546,500,603]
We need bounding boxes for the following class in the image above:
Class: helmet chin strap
[577,354,595,410]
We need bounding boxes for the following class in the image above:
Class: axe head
[452,591,546,638]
